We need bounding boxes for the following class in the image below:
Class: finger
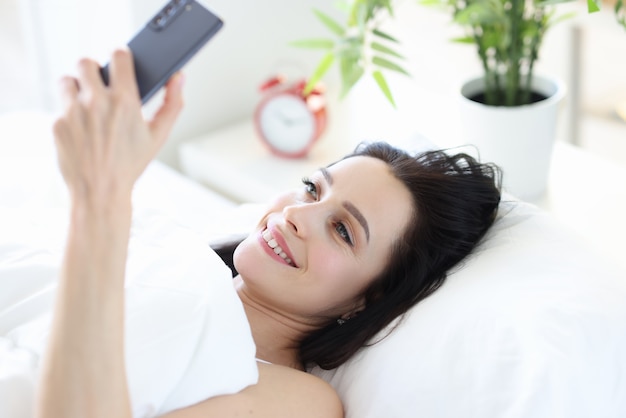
[76,57,106,98]
[58,76,79,108]
[109,47,140,99]
[148,72,185,143]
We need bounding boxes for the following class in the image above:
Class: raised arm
[35,49,184,418]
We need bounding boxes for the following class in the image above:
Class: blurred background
[1,0,625,170]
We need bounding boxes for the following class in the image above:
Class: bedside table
[178,120,355,204]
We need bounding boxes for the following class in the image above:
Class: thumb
[148,72,185,144]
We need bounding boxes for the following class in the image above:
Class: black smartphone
[100,0,223,104]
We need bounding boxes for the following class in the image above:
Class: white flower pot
[458,75,566,200]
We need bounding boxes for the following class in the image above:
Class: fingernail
[176,72,185,88]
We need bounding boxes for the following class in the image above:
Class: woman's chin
[232,234,266,278]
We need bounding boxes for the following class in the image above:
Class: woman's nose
[282,202,317,238]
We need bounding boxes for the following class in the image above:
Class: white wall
[1,0,624,168]
[0,0,345,168]
[128,0,345,168]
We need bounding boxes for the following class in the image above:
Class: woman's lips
[258,226,298,267]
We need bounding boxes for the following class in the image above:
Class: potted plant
[294,0,625,199]
[291,2,408,107]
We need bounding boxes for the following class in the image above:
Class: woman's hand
[36,49,184,418]
[52,48,184,206]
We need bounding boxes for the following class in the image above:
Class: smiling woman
[233,154,416,370]
[27,47,502,418]
[218,140,502,373]
[296,143,502,369]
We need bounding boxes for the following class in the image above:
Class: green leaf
[549,11,577,26]
[587,0,600,13]
[372,56,411,76]
[355,2,369,31]
[313,9,346,36]
[347,0,365,27]
[419,0,442,5]
[455,5,502,25]
[304,52,335,95]
[337,35,364,60]
[372,28,399,43]
[334,0,352,14]
[381,0,394,16]
[365,0,377,21]
[289,39,335,49]
[537,0,577,6]
[450,36,475,44]
[371,41,405,58]
[372,70,396,107]
[340,57,365,98]
[616,0,626,29]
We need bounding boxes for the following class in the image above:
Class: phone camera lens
[153,14,166,26]
[164,5,175,15]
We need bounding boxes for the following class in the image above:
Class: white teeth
[262,228,295,267]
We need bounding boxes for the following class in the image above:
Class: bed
[1,110,625,417]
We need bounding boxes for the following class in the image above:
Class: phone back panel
[102,0,223,103]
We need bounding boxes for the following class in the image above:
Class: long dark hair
[298,142,502,369]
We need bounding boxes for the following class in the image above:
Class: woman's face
[233,155,413,324]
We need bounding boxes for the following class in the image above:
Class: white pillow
[311,199,626,418]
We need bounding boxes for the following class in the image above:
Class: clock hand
[273,109,294,126]
[284,115,310,127]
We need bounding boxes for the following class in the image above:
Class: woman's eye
[302,178,318,200]
[300,178,352,246]
[335,222,353,246]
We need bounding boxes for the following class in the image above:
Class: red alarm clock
[254,76,327,158]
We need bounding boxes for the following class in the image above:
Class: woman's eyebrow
[344,201,370,242]
[319,167,370,242]
[320,167,333,185]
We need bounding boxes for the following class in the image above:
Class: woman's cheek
[309,248,349,285]
[233,235,261,278]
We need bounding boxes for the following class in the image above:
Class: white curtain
[0,0,41,113]
[0,0,134,114]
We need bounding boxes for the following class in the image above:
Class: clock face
[258,94,316,155]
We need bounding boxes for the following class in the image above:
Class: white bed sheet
[0,111,261,417]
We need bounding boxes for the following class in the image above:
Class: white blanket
[0,207,259,418]
[0,111,258,417]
